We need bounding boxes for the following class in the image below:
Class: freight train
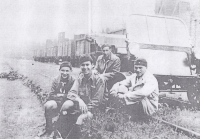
[33,33,133,71]
[33,34,91,66]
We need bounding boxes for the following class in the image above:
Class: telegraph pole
[88,0,92,35]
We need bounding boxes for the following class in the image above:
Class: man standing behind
[95,44,121,91]
[39,62,75,137]
[110,58,159,120]
[61,55,105,139]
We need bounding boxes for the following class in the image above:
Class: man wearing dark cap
[60,55,105,139]
[110,58,159,120]
[40,62,75,137]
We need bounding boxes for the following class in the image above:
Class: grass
[0,79,44,139]
[4,58,200,139]
[81,107,198,139]
[155,104,200,134]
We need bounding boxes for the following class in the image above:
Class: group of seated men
[39,44,159,138]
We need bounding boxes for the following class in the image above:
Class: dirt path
[0,79,44,139]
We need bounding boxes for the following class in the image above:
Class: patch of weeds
[80,104,198,139]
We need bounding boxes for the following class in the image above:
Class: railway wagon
[57,41,64,57]
[46,46,57,63]
[37,49,45,62]
[53,46,58,58]
[33,50,39,61]
[70,39,76,66]
[56,38,63,64]
[56,38,75,65]
[57,38,69,64]
[72,34,94,67]
[46,47,52,62]
[62,39,73,63]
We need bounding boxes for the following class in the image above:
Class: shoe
[39,116,53,137]
[39,129,53,137]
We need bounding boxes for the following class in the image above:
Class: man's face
[80,61,93,75]
[134,65,147,77]
[102,46,111,58]
[60,67,71,79]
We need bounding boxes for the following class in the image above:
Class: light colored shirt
[111,70,159,115]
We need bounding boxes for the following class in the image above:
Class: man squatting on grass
[40,62,75,137]
[61,55,105,139]
[110,58,159,119]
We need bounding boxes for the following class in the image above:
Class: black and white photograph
[0,0,200,139]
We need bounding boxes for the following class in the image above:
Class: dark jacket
[48,75,75,102]
[67,71,105,110]
[95,53,121,74]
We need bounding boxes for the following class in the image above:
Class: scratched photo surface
[0,0,200,139]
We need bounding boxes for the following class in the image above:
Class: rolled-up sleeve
[67,79,80,101]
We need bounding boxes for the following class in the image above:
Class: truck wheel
[187,84,200,107]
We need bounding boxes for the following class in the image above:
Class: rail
[153,117,200,138]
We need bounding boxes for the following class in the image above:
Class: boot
[39,117,53,137]
[66,124,82,139]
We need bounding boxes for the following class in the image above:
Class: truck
[91,14,200,107]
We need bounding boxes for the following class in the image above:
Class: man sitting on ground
[110,58,159,120]
[95,44,121,90]
[40,62,75,137]
[60,55,105,139]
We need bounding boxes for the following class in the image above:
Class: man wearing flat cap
[110,58,159,120]
[40,62,75,137]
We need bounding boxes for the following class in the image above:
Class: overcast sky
[0,0,156,52]
[0,0,198,57]
[0,0,88,56]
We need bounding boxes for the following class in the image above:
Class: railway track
[156,95,200,139]
[152,117,200,139]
